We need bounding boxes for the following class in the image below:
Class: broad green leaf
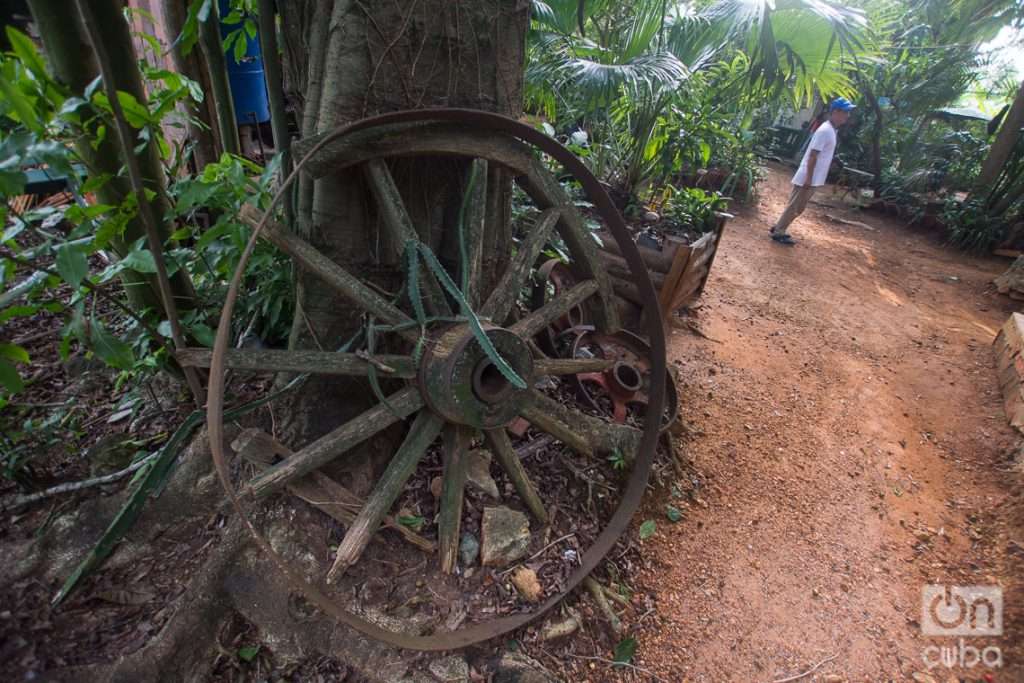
[638,519,656,540]
[89,317,134,370]
[233,30,248,62]
[397,515,425,531]
[0,168,27,198]
[194,221,234,249]
[120,249,158,274]
[6,27,47,78]
[55,242,90,287]
[0,306,38,324]
[237,646,259,662]
[0,342,29,364]
[0,72,42,133]
[187,323,215,347]
[613,637,637,664]
[0,358,24,393]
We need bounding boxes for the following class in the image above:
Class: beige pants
[771,184,817,235]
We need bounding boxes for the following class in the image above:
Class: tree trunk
[161,0,221,170]
[278,0,529,443]
[976,78,1024,193]
[198,0,241,156]
[27,0,197,315]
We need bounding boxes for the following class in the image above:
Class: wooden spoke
[363,159,452,317]
[532,357,615,376]
[178,348,417,378]
[460,158,488,308]
[239,204,417,341]
[516,161,620,331]
[232,429,435,552]
[484,428,548,524]
[327,410,445,582]
[438,425,473,573]
[520,390,641,459]
[511,279,599,339]
[292,123,535,180]
[480,208,560,323]
[246,387,424,498]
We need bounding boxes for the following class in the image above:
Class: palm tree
[526,0,867,196]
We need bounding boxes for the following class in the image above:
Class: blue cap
[830,97,856,111]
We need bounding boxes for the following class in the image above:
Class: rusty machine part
[200,109,666,651]
[566,327,679,431]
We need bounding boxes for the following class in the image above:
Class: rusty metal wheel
[194,109,666,651]
[562,327,679,431]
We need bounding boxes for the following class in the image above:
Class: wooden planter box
[595,212,730,325]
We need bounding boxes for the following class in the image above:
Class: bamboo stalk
[257,0,293,223]
[73,0,205,407]
[198,0,240,156]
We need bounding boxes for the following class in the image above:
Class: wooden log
[533,357,615,376]
[246,386,424,498]
[609,275,644,307]
[177,348,418,378]
[231,429,435,552]
[438,425,472,573]
[327,411,444,581]
[594,230,679,273]
[596,250,667,289]
[485,428,549,524]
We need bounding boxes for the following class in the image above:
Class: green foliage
[638,519,656,540]
[613,636,638,664]
[607,448,628,470]
[0,25,292,411]
[660,187,728,234]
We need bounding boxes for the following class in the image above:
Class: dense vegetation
[0,0,1022,486]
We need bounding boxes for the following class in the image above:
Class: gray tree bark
[278,0,530,443]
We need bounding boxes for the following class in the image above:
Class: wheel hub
[419,324,533,428]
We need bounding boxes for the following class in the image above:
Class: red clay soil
[632,164,1022,682]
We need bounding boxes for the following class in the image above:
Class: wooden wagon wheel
[193,109,667,651]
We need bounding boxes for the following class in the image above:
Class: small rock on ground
[491,652,559,683]
[459,532,480,566]
[481,506,530,566]
[428,655,469,682]
[510,567,543,602]
[466,449,500,499]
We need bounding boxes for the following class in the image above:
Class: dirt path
[635,165,1021,682]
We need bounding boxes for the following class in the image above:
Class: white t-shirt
[792,121,836,187]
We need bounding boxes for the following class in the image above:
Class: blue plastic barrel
[219,0,270,125]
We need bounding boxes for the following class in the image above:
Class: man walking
[769,97,856,245]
